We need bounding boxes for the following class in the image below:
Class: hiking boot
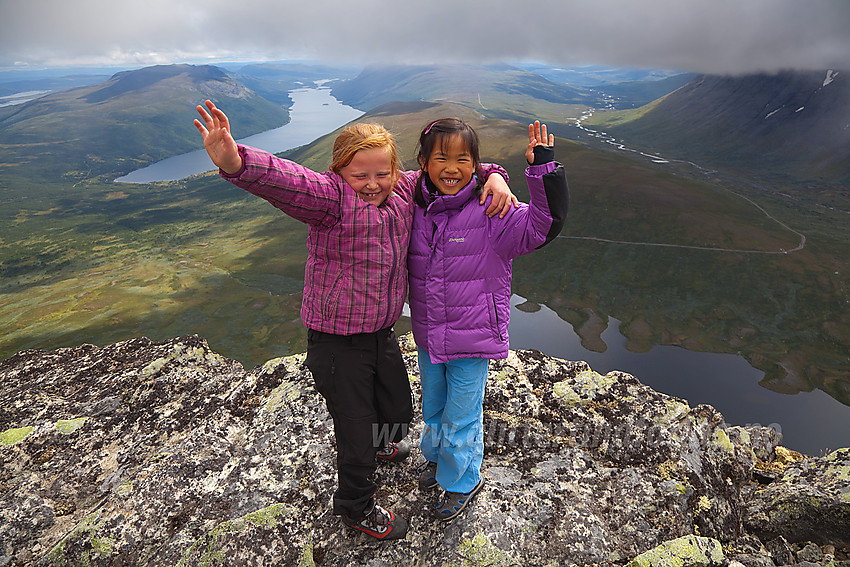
[418,460,438,490]
[376,439,410,463]
[432,476,484,521]
[342,504,408,540]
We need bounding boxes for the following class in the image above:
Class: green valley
[1,62,848,434]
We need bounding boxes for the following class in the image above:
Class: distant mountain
[330,63,597,120]
[510,63,696,109]
[597,70,850,183]
[515,63,687,88]
[0,64,287,181]
[594,73,698,109]
[238,62,359,78]
[282,100,534,174]
[234,62,361,105]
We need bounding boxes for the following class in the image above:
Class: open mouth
[441,178,460,187]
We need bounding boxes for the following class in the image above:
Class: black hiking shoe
[418,460,438,490]
[432,476,484,521]
[342,504,408,540]
[376,439,410,463]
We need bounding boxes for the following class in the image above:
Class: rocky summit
[1,334,848,567]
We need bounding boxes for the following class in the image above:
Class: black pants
[305,326,412,518]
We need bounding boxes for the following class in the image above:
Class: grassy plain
[0,169,309,365]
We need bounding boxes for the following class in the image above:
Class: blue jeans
[417,348,488,493]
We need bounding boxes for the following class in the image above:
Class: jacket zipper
[386,209,397,308]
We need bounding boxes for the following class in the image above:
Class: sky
[1,0,848,75]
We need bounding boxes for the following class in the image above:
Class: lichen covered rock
[744,447,850,547]
[0,335,844,566]
[627,535,725,567]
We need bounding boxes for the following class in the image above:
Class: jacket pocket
[486,292,505,342]
[323,270,345,320]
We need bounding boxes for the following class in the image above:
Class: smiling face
[338,146,394,206]
[423,134,476,196]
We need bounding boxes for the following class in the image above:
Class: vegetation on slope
[0,64,288,181]
[588,70,850,185]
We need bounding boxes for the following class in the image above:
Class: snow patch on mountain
[823,69,838,87]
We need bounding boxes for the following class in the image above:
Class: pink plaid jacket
[221,145,416,335]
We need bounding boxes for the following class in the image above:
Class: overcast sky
[1,0,848,75]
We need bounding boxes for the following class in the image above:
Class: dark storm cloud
[2,0,848,73]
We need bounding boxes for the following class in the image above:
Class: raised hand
[194,100,243,174]
[526,120,554,165]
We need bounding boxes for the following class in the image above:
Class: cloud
[1,0,848,74]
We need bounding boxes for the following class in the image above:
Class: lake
[507,295,850,456]
[115,87,364,183]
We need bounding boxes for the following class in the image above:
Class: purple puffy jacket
[408,161,568,363]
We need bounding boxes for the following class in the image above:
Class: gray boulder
[744,446,850,547]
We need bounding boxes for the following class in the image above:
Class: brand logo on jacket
[448,237,465,243]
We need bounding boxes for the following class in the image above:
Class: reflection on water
[508,295,850,456]
[116,86,363,183]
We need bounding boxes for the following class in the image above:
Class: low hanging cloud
[1,0,848,74]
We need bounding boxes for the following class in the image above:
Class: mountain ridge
[0,64,288,180]
[83,64,230,103]
[330,63,595,120]
[593,69,850,184]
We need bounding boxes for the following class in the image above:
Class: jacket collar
[422,175,479,214]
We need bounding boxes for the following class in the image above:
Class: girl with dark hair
[408,118,569,521]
